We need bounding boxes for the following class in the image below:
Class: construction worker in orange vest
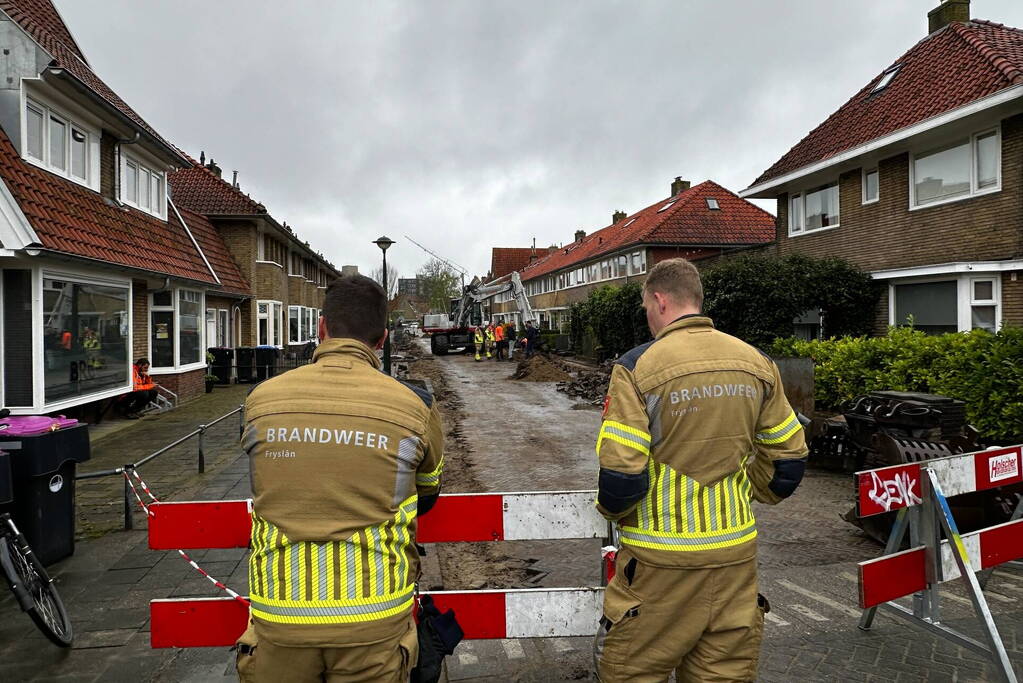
[594,258,807,682]
[493,320,507,361]
[236,274,444,682]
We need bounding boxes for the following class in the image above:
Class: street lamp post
[373,236,395,375]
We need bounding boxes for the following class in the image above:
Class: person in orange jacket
[125,358,157,418]
[494,320,507,361]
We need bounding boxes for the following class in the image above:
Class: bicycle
[0,409,73,647]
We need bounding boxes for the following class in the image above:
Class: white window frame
[22,95,100,191]
[120,151,167,220]
[909,126,1001,210]
[257,300,284,348]
[288,305,304,344]
[148,287,206,373]
[217,308,229,347]
[788,181,840,236]
[33,267,133,413]
[862,167,879,205]
[886,273,1001,333]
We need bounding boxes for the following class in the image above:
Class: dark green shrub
[570,283,651,358]
[770,326,1023,443]
[703,253,879,347]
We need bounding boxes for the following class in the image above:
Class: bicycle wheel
[0,532,73,647]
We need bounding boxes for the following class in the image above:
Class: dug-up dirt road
[407,339,1023,682]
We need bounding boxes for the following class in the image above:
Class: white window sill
[42,382,132,413]
[24,155,98,193]
[788,224,840,238]
[121,199,166,221]
[288,273,304,278]
[862,198,879,206]
[150,361,207,376]
[256,260,284,269]
[910,186,1000,211]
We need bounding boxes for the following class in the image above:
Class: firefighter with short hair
[236,273,444,682]
[594,258,807,682]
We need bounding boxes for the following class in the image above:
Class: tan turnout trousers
[236,618,418,683]
[596,548,765,682]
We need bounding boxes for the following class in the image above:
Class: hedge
[703,253,879,348]
[569,283,651,359]
[770,326,1023,443]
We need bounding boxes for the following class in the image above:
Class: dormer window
[24,97,97,189]
[121,153,166,219]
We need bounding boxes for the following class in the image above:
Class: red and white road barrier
[151,588,604,648]
[858,516,1023,608]
[147,490,611,648]
[856,445,1023,683]
[856,445,1022,517]
[148,491,604,549]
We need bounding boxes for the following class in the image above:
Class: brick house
[0,0,255,412]
[741,0,1023,335]
[489,179,774,330]
[169,158,340,357]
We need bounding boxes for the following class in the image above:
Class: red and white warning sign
[856,445,1023,517]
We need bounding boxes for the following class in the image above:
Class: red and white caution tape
[125,468,250,607]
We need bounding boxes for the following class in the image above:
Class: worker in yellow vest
[594,258,807,682]
[237,274,444,682]
[473,326,486,362]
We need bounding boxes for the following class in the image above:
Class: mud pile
[509,355,572,382]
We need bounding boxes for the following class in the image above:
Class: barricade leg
[858,507,908,631]
[979,494,1023,589]
[926,468,1017,683]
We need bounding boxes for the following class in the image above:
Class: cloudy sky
[55,0,1023,279]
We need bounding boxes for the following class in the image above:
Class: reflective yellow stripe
[756,411,801,444]
[625,462,756,552]
[416,457,444,486]
[601,420,651,441]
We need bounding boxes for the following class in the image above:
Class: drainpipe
[114,131,141,203]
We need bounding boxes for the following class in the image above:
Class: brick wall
[287,275,304,305]
[155,367,205,403]
[775,113,1023,270]
[100,131,116,200]
[1003,272,1023,326]
[131,279,148,362]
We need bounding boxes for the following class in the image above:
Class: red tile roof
[751,19,1023,187]
[0,127,217,284]
[490,247,536,279]
[178,206,250,296]
[519,181,774,281]
[0,1,182,161]
[169,164,267,216]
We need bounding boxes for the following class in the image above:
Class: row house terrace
[0,0,337,415]
[489,179,775,331]
[742,0,1023,335]
[169,159,339,355]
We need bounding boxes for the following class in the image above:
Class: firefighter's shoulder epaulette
[615,340,655,372]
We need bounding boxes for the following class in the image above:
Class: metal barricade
[147,490,614,647]
[855,445,1023,683]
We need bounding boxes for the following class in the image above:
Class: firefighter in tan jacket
[236,274,444,682]
[594,258,807,682]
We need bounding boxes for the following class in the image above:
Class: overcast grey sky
[55,0,1023,279]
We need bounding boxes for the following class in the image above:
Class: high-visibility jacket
[132,365,155,391]
[243,338,444,646]
[494,325,505,342]
[596,315,807,568]
[474,328,485,345]
[485,327,496,342]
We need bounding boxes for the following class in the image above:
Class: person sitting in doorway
[125,358,157,418]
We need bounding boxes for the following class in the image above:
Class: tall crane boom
[403,234,469,284]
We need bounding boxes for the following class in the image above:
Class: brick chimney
[928,0,969,34]
[547,245,558,255]
[206,158,222,178]
[670,177,690,196]
[574,229,586,242]
[612,210,627,223]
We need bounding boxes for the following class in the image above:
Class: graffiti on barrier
[868,470,921,512]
